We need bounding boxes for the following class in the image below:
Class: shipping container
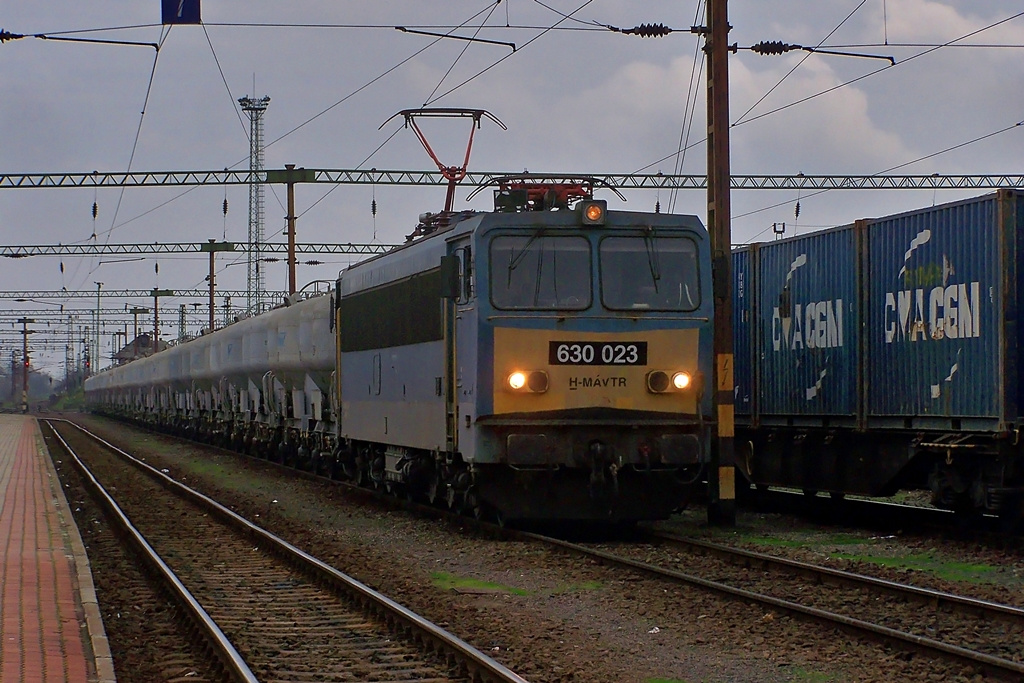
[732,246,754,418]
[755,225,861,426]
[865,192,1024,431]
[734,190,1024,509]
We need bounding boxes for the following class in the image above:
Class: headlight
[647,370,693,394]
[507,370,549,393]
[646,371,670,393]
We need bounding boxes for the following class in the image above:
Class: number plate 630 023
[548,341,648,366]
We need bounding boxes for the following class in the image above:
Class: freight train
[85,178,715,523]
[734,189,1024,521]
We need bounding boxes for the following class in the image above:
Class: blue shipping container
[732,247,754,418]
[865,191,1024,429]
[755,226,861,423]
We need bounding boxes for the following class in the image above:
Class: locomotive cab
[448,181,715,521]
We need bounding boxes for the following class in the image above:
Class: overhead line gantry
[1,169,1022,190]
[0,242,395,258]
[0,289,283,300]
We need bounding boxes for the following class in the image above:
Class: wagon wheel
[426,474,443,505]
[998,494,1024,533]
[445,485,460,510]
[493,509,508,528]
[465,488,484,519]
[341,459,360,484]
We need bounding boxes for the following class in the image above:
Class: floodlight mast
[382,108,507,213]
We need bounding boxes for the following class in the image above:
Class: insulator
[371,199,377,216]
[92,201,98,219]
[751,41,796,55]
[305,260,323,266]
[795,201,801,219]
[623,23,672,38]
[0,29,25,44]
[222,198,229,216]
[654,200,661,214]
[59,261,64,274]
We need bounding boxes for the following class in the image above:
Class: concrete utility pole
[129,307,148,359]
[83,326,91,376]
[18,317,33,412]
[94,282,103,372]
[201,240,235,331]
[152,289,172,351]
[286,165,298,295]
[702,0,736,526]
[267,165,315,296]
[9,350,16,403]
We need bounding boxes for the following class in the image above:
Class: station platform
[0,415,114,682]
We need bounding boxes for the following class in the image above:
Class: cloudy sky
[2,1,1023,374]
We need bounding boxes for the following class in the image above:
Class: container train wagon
[85,182,715,523]
[734,189,1024,519]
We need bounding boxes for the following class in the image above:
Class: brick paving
[0,416,114,682]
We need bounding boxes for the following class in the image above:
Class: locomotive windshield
[600,235,701,311]
[490,233,591,310]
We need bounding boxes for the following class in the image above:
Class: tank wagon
[86,180,715,523]
[734,189,1024,519]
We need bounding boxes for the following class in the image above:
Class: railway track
[44,419,529,683]
[737,487,1022,537]
[508,527,1024,680]
[60,413,1024,680]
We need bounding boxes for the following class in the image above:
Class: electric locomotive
[333,178,715,522]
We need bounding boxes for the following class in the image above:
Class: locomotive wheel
[353,458,368,487]
[369,456,386,490]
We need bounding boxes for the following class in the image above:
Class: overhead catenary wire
[733,0,871,127]
[736,117,1024,243]
[667,0,707,215]
[9,7,1024,306]
[202,24,249,138]
[421,1,506,105]
[46,6,504,254]
[637,7,1024,176]
[80,25,172,292]
[734,9,1024,127]
[424,0,598,106]
[634,6,1024,238]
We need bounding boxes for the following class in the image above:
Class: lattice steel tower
[238,95,270,314]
